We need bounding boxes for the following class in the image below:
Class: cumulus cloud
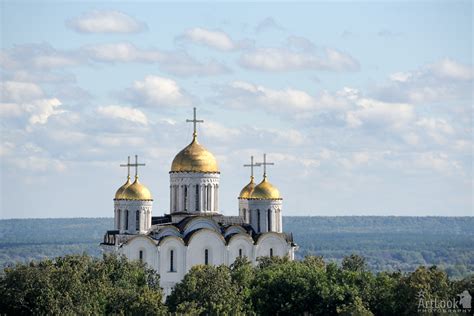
[180,27,236,51]
[345,97,415,130]
[1,42,230,77]
[0,43,80,71]
[66,10,147,33]
[239,36,359,72]
[97,105,148,125]
[125,75,192,107]
[375,58,473,104]
[0,81,44,102]
[214,80,347,119]
[0,81,63,126]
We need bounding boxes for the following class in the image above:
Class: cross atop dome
[186,107,204,139]
[243,155,260,180]
[256,153,274,178]
[119,156,132,180]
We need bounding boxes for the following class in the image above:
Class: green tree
[166,264,244,315]
[0,254,167,315]
[342,254,367,272]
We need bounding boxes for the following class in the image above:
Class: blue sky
[0,1,472,218]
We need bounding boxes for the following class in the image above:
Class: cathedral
[101,108,297,296]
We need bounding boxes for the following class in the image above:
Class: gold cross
[186,107,204,139]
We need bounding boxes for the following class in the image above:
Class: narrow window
[205,249,209,265]
[117,209,121,229]
[184,186,188,211]
[257,210,261,232]
[239,248,242,257]
[139,250,143,262]
[170,250,175,272]
[243,209,246,222]
[267,209,271,231]
[207,185,211,211]
[270,248,273,257]
[136,210,140,231]
[125,210,129,230]
[195,185,200,211]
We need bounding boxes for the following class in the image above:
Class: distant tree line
[1,217,473,279]
[1,254,473,315]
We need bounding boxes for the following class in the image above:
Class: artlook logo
[418,289,472,313]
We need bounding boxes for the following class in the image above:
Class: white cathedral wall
[227,234,254,264]
[186,229,226,269]
[120,236,158,268]
[158,236,186,297]
[170,172,220,213]
[256,232,289,258]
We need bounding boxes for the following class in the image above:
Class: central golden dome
[121,177,153,200]
[250,176,281,200]
[171,136,219,173]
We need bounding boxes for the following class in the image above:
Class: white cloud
[376,58,473,104]
[67,10,146,33]
[239,37,359,72]
[416,117,455,144]
[181,27,236,51]
[0,81,63,126]
[414,152,461,175]
[27,98,63,125]
[217,81,346,118]
[430,58,473,81]
[202,121,241,142]
[0,81,44,102]
[83,42,230,76]
[127,75,192,107]
[97,105,148,125]
[346,98,414,130]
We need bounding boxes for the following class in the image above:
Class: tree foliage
[0,254,167,315]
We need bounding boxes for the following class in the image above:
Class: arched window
[204,249,209,265]
[125,210,129,230]
[139,250,144,262]
[243,208,247,222]
[267,209,272,231]
[136,210,140,231]
[184,186,188,211]
[257,210,261,232]
[195,185,200,211]
[270,248,273,257]
[170,250,175,272]
[239,248,243,257]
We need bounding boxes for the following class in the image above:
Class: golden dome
[115,177,131,199]
[239,177,255,199]
[171,136,219,173]
[121,177,153,200]
[250,176,281,200]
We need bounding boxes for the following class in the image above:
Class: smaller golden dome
[115,177,131,199]
[171,136,219,173]
[121,177,153,200]
[239,177,255,199]
[250,176,281,200]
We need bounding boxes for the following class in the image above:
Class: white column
[169,186,172,212]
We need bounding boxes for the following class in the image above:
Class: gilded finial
[244,155,260,182]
